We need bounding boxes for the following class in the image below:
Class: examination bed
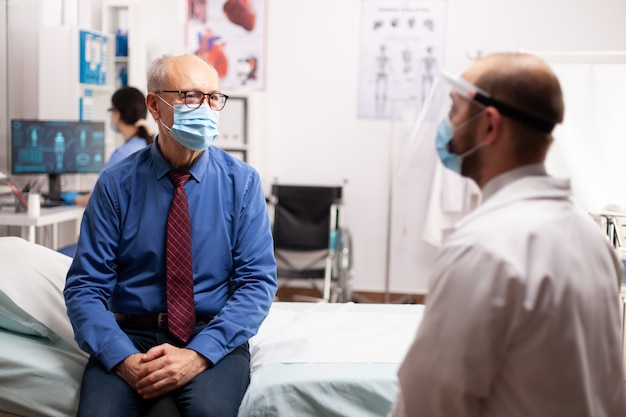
[0,236,424,417]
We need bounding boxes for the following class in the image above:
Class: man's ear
[482,106,502,146]
[146,93,161,121]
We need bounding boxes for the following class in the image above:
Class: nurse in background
[63,86,154,207]
[388,52,626,417]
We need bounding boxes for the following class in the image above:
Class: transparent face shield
[396,69,556,174]
[395,70,464,174]
[439,69,490,103]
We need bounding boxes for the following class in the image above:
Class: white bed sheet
[250,302,422,367]
[241,302,424,417]
[0,330,87,417]
[239,362,401,417]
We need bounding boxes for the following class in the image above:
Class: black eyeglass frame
[156,90,229,111]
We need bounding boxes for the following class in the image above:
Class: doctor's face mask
[435,111,485,174]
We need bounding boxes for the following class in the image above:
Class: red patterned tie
[166,170,195,342]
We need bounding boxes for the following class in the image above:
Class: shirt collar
[481,163,547,202]
[151,135,209,183]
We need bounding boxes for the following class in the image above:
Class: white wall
[261,0,626,293]
[263,1,392,293]
[3,0,626,294]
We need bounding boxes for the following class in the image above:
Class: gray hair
[146,54,217,93]
[146,54,172,93]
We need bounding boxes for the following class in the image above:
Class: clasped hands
[114,343,212,399]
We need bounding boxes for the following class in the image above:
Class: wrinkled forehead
[166,56,220,91]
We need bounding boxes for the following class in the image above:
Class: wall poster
[358,0,447,120]
[79,30,110,86]
[186,0,266,90]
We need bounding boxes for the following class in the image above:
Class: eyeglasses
[156,90,229,111]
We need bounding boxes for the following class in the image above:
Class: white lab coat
[390,174,626,417]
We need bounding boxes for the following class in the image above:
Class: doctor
[389,52,626,417]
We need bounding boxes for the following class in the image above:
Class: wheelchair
[267,183,353,303]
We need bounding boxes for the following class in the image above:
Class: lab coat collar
[481,163,547,202]
[456,173,572,229]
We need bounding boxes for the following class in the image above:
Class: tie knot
[168,170,191,188]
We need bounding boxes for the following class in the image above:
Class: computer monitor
[10,119,106,198]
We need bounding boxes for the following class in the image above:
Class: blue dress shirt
[64,138,277,371]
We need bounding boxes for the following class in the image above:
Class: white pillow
[0,291,59,339]
[0,236,83,352]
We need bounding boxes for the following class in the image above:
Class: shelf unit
[38,26,114,122]
[215,96,248,161]
[102,2,129,90]
[101,0,146,91]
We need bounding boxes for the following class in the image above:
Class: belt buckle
[157,312,167,329]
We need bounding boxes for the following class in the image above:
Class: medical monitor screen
[10,119,106,175]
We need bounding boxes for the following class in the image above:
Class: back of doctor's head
[111,86,153,144]
[471,53,564,160]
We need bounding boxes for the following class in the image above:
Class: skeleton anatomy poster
[358,0,446,119]
[186,0,266,90]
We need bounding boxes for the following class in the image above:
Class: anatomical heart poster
[186,0,266,90]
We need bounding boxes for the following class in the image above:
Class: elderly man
[64,54,277,417]
[389,52,626,417]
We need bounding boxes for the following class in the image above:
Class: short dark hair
[475,54,564,161]
[111,86,153,144]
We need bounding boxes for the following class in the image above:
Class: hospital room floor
[275,286,425,304]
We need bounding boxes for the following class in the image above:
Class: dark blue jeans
[76,322,250,417]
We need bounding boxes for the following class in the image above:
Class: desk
[0,206,84,249]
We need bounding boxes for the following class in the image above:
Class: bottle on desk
[27,193,40,217]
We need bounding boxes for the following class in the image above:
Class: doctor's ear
[482,107,503,145]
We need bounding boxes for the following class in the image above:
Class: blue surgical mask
[435,113,485,174]
[158,97,220,151]
[110,111,119,133]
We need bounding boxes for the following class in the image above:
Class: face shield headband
[439,70,556,134]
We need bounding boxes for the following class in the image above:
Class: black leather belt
[115,313,214,330]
